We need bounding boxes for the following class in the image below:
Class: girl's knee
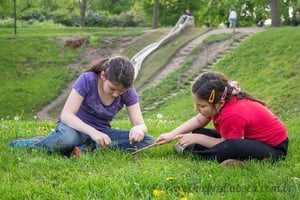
[144,134,155,145]
[38,124,80,152]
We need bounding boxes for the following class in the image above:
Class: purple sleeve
[122,87,139,106]
[72,73,91,98]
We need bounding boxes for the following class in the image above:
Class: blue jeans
[229,18,236,27]
[32,123,155,155]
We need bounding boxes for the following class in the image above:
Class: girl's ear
[100,71,106,79]
[219,100,225,108]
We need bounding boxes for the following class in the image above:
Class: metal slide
[131,15,194,80]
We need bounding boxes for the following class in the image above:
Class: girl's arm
[156,113,211,145]
[178,134,225,148]
[126,102,148,143]
[60,89,111,147]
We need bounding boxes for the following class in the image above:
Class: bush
[85,12,107,27]
[20,11,46,22]
[0,18,14,28]
[85,11,147,27]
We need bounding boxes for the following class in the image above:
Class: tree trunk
[80,0,87,27]
[270,0,280,27]
[152,0,159,29]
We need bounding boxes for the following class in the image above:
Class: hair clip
[229,81,241,95]
[105,66,110,74]
[221,86,228,101]
[208,89,215,103]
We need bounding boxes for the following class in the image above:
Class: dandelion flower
[156,113,163,119]
[188,193,194,198]
[166,177,175,181]
[292,177,299,182]
[153,189,165,197]
[179,197,188,200]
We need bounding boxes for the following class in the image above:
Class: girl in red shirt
[156,72,288,166]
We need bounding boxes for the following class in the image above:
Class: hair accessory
[208,89,215,103]
[102,66,110,78]
[221,86,228,101]
[229,81,241,95]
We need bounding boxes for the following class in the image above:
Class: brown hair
[192,72,265,105]
[85,56,135,89]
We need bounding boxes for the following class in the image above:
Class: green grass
[1,26,300,199]
[1,118,299,199]
[203,32,232,44]
[0,36,77,119]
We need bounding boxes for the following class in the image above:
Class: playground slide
[131,15,194,80]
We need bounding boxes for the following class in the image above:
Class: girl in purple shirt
[9,56,155,157]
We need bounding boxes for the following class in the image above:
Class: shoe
[72,144,89,158]
[174,142,185,154]
[73,146,81,158]
[221,159,245,167]
[8,137,42,148]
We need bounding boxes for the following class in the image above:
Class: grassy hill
[0,27,147,119]
[0,26,300,199]
[141,27,300,121]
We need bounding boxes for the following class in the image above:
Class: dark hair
[85,56,134,89]
[192,72,265,105]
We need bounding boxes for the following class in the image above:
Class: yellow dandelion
[179,197,188,200]
[153,189,166,197]
[188,193,194,198]
[166,176,175,181]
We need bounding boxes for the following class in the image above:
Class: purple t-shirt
[72,72,139,131]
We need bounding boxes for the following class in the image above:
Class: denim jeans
[32,123,155,155]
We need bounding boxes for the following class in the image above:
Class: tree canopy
[0,0,299,27]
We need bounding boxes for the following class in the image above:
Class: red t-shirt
[213,96,288,147]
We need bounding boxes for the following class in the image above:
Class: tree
[152,0,159,29]
[90,0,135,15]
[0,0,11,18]
[141,0,202,26]
[80,0,87,27]
[270,0,280,26]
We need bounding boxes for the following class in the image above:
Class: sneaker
[8,137,42,148]
[174,142,185,154]
[221,159,245,167]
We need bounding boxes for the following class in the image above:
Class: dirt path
[36,27,265,121]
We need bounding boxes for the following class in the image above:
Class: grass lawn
[0,26,300,199]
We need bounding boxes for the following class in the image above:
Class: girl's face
[101,71,127,98]
[103,80,126,98]
[192,93,224,117]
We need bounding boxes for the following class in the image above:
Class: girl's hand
[155,133,174,145]
[129,126,145,144]
[177,134,198,147]
[90,132,111,149]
